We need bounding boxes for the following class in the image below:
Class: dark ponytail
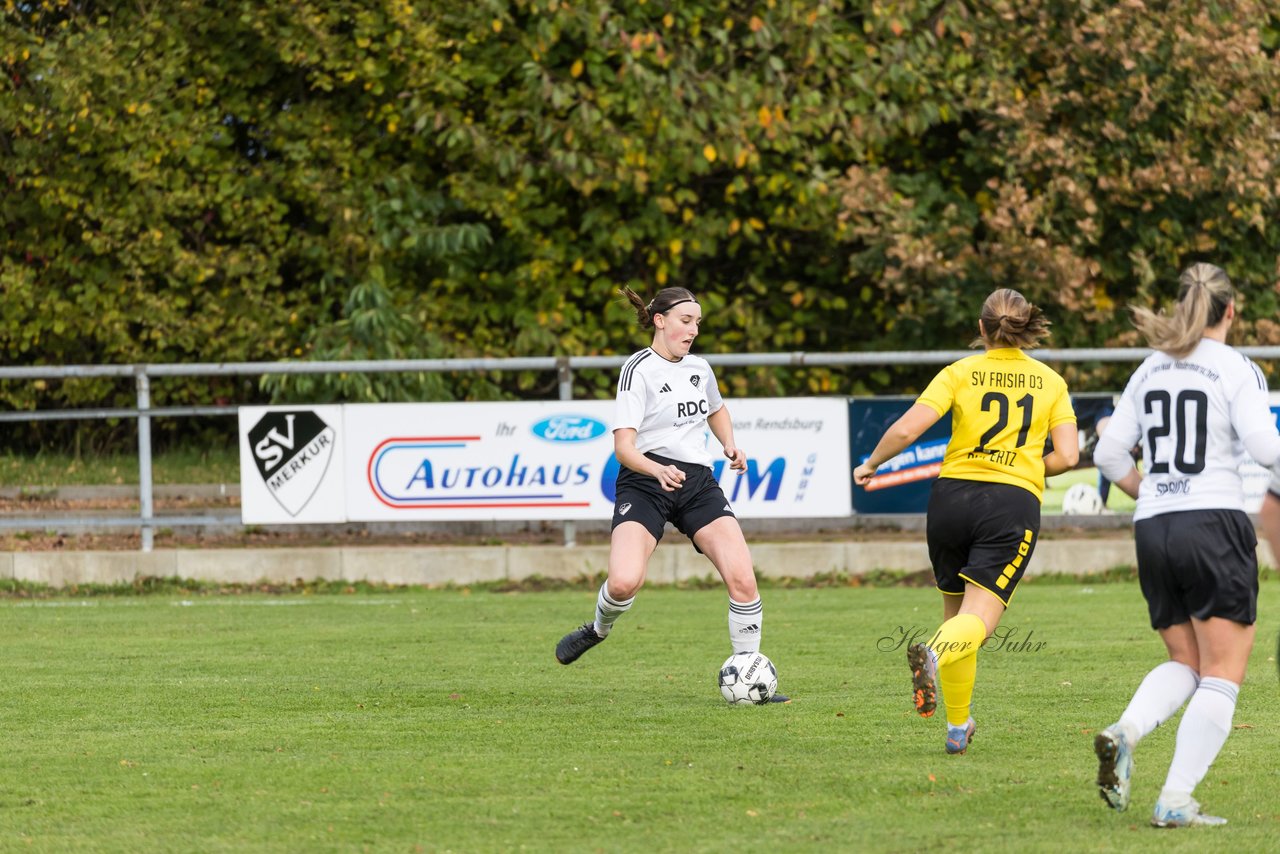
[619,286,698,329]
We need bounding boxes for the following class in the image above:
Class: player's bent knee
[606,575,645,600]
[721,569,759,601]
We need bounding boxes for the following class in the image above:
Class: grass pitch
[0,581,1276,852]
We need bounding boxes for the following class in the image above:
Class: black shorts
[1134,509,1258,629]
[611,453,736,545]
[926,478,1041,606]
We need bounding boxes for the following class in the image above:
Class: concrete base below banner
[1,539,1276,589]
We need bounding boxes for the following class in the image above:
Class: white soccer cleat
[1151,796,1227,828]
[1094,727,1134,812]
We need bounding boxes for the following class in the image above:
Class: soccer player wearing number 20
[1092,264,1280,828]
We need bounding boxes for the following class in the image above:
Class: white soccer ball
[1062,482,1104,515]
[718,651,778,705]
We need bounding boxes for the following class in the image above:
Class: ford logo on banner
[531,415,607,443]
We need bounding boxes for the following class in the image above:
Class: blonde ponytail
[1131,264,1234,358]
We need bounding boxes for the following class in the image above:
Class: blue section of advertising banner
[849,393,1126,515]
[848,398,952,514]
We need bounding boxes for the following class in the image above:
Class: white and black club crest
[248,410,336,516]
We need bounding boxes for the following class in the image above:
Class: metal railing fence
[6,346,1280,551]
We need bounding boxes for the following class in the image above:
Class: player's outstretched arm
[853,403,941,486]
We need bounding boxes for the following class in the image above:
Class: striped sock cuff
[599,586,634,610]
[1198,676,1239,704]
[594,583,634,637]
[728,597,762,616]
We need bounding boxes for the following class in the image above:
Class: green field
[1,581,1276,852]
[0,447,239,488]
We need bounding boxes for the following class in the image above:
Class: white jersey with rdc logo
[614,348,725,468]
[1096,339,1277,522]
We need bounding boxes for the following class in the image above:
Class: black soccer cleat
[556,623,606,665]
[768,693,792,704]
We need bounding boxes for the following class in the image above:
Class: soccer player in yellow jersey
[854,289,1079,753]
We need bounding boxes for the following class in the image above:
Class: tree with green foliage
[3,0,1278,454]
[834,1,1280,390]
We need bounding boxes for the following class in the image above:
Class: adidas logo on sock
[659,383,672,393]
[740,624,760,633]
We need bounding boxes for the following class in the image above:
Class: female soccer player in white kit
[554,286,788,702]
[1092,263,1280,827]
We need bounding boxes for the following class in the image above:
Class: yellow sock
[928,614,985,727]
[941,653,978,727]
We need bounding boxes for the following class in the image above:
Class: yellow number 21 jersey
[915,348,1076,500]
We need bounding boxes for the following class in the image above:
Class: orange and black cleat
[907,643,938,717]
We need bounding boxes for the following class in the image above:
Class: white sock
[1160,677,1239,801]
[592,582,633,637]
[728,596,762,653]
[1116,660,1200,743]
